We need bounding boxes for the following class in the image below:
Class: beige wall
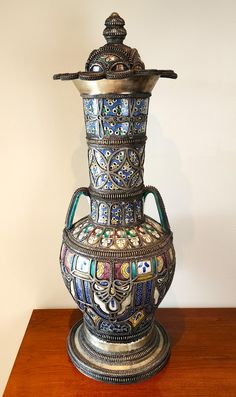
[1,0,236,393]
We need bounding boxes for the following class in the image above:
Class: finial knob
[103,12,127,44]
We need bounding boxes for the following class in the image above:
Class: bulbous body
[61,215,175,341]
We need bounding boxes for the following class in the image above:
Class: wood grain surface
[3,308,236,397]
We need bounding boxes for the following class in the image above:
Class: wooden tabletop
[3,308,236,397]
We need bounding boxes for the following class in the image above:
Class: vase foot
[67,319,170,384]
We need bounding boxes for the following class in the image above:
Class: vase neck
[83,93,150,227]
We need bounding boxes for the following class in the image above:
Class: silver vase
[54,12,177,384]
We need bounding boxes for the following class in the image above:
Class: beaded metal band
[87,137,147,146]
[88,186,144,200]
[81,92,151,99]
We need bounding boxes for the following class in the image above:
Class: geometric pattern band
[83,97,149,139]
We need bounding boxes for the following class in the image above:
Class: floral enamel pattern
[71,216,164,250]
[137,260,152,275]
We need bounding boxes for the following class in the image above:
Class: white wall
[1,0,235,393]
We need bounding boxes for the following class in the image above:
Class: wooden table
[3,308,236,397]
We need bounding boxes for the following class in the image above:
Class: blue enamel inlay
[103,180,114,190]
[118,307,136,321]
[95,173,108,188]
[135,199,143,220]
[75,278,84,301]
[94,149,107,168]
[135,283,143,306]
[133,98,149,115]
[86,120,99,136]
[100,281,109,286]
[84,97,149,139]
[98,202,108,224]
[103,121,129,136]
[93,305,110,319]
[100,148,112,158]
[109,153,124,170]
[133,121,146,135]
[91,200,97,222]
[138,261,150,274]
[110,298,116,308]
[110,174,125,188]
[83,98,100,116]
[124,202,134,225]
[84,281,91,304]
[102,98,129,116]
[111,204,122,224]
[145,280,153,304]
[70,254,77,271]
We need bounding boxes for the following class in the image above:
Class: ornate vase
[54,12,177,383]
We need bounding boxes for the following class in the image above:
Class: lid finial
[103,12,127,44]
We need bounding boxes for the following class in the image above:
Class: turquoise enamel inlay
[90,260,95,277]
[131,262,137,279]
[143,189,169,233]
[67,189,89,230]
[151,257,156,274]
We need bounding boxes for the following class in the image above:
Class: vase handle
[65,187,90,230]
[143,186,170,233]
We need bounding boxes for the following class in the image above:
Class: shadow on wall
[70,123,90,219]
[71,124,88,187]
[145,113,194,307]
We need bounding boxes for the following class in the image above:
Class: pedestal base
[67,319,170,384]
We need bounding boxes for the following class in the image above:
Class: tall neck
[83,93,150,227]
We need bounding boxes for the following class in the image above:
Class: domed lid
[53,12,177,84]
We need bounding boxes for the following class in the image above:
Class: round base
[67,320,170,384]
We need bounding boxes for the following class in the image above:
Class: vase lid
[53,12,177,85]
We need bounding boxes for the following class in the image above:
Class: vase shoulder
[63,215,173,258]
